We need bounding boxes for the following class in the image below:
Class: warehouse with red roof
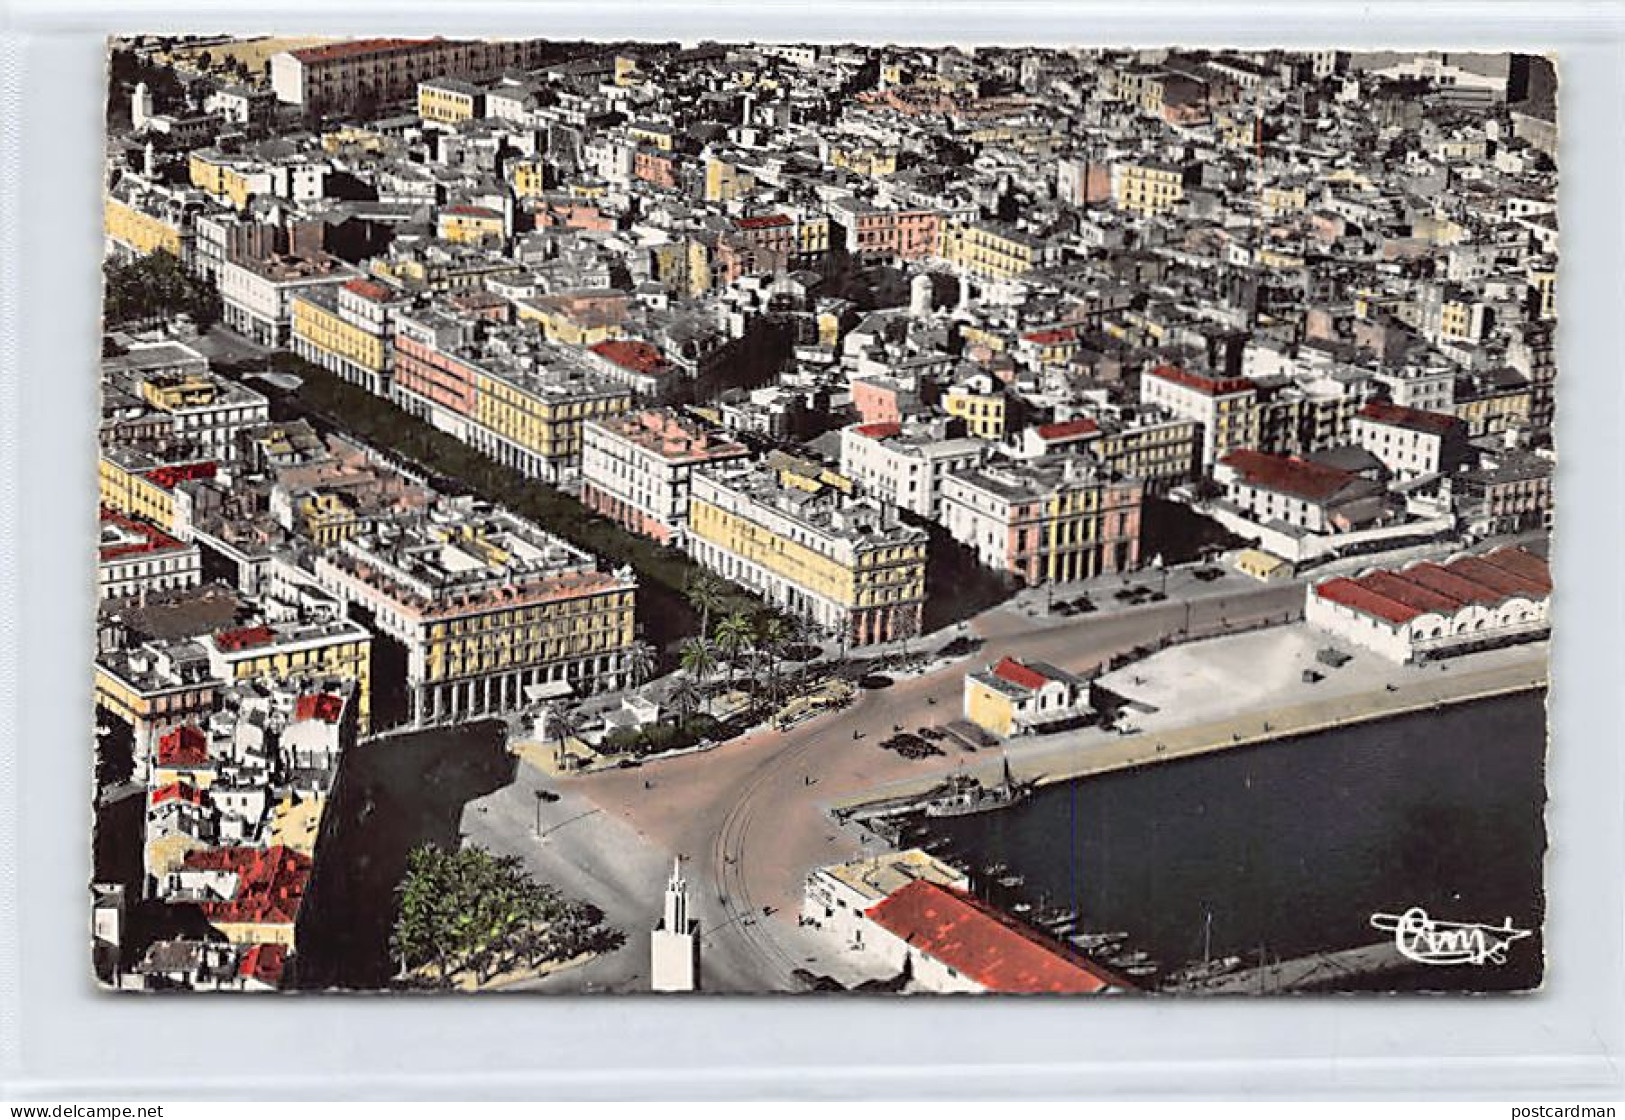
[864,880,1129,994]
[1306,546,1550,662]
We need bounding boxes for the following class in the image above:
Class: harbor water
[919,690,1548,992]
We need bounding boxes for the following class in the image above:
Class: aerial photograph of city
[92,36,1555,996]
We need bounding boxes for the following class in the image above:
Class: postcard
[92,38,1553,994]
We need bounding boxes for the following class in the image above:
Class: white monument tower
[650,857,699,992]
[909,272,934,318]
[131,82,154,132]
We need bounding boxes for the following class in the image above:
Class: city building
[940,457,1144,584]
[964,656,1092,738]
[580,409,752,545]
[687,462,928,646]
[99,507,203,602]
[219,253,358,347]
[801,848,970,957]
[309,507,638,726]
[838,420,988,520]
[270,37,550,114]
[1351,400,1470,480]
[1306,546,1550,662]
[290,276,407,396]
[863,880,1127,994]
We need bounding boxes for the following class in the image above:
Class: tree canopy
[391,843,622,987]
[103,250,220,330]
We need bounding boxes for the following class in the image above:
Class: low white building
[861,879,1124,994]
[1305,546,1550,662]
[801,848,969,959]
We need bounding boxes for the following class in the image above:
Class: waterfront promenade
[831,642,1548,815]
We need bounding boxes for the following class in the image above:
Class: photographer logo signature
[1370,906,1533,966]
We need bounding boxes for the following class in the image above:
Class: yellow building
[1094,419,1203,491]
[99,452,212,534]
[188,151,267,209]
[437,205,506,246]
[704,157,755,202]
[310,510,639,726]
[418,79,483,124]
[797,215,831,256]
[613,55,642,86]
[104,196,184,257]
[686,463,927,647]
[472,369,631,480]
[940,223,1044,282]
[829,144,897,177]
[296,490,365,547]
[1114,160,1186,217]
[291,292,388,377]
[516,294,627,347]
[628,123,674,151]
[944,384,1008,440]
[1528,268,1556,320]
[511,159,548,199]
[1261,185,1308,218]
[964,657,1089,739]
[203,620,373,732]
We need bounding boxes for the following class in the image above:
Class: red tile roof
[151,781,207,807]
[866,881,1121,993]
[214,625,277,653]
[1357,400,1461,436]
[185,845,313,928]
[1036,418,1099,441]
[156,724,209,768]
[291,38,438,64]
[443,204,503,219]
[99,507,185,561]
[294,692,345,724]
[590,339,670,376]
[735,213,793,230]
[1219,448,1360,503]
[992,656,1050,692]
[238,943,290,987]
[1313,577,1421,625]
[853,422,902,439]
[343,277,394,303]
[1022,327,1078,345]
[1478,546,1552,592]
[1314,547,1550,626]
[145,461,217,491]
[1147,364,1254,397]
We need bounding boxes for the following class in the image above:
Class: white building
[801,848,969,959]
[219,253,357,347]
[1350,400,1468,480]
[99,510,203,602]
[580,409,751,546]
[838,420,988,520]
[1306,546,1550,663]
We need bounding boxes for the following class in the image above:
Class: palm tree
[679,637,718,686]
[623,641,656,689]
[755,614,790,707]
[537,702,580,770]
[714,611,755,685]
[686,572,725,640]
[667,675,704,730]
